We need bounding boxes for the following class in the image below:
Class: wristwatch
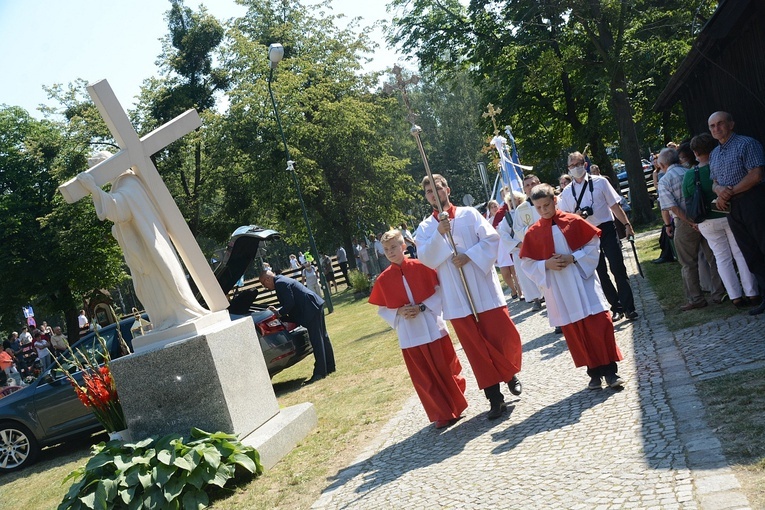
[419,304,426,312]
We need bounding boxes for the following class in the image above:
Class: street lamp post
[267,43,333,313]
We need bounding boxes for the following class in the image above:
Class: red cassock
[422,205,523,390]
[520,210,622,368]
[560,312,623,368]
[450,308,522,390]
[370,258,468,422]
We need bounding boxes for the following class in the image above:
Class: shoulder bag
[685,167,708,223]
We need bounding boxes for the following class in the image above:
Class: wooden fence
[230,256,347,308]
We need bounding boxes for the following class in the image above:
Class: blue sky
[0,0,397,117]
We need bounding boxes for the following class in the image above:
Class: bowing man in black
[259,270,335,384]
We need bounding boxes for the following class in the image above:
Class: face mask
[570,165,587,179]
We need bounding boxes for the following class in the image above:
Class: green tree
[388,0,711,224]
[219,0,415,257]
[0,105,126,337]
[409,69,490,207]
[138,0,230,238]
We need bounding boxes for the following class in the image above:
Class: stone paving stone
[695,474,741,494]
[312,232,762,509]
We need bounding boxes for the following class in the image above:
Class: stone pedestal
[110,317,316,469]
[130,310,232,354]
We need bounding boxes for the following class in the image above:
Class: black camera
[578,206,594,218]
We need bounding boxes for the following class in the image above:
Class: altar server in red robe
[519,184,625,389]
[369,230,467,429]
[415,174,523,420]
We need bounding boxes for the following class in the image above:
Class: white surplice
[496,211,518,267]
[415,207,505,320]
[520,225,608,327]
[507,201,543,301]
[376,277,449,349]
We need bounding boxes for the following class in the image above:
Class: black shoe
[680,301,708,312]
[508,375,522,396]
[587,376,602,390]
[604,374,625,388]
[554,326,562,334]
[749,299,765,316]
[302,374,326,386]
[625,311,639,321]
[487,401,507,420]
[612,311,624,322]
[651,257,672,264]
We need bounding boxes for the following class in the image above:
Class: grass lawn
[635,235,742,330]
[0,288,414,510]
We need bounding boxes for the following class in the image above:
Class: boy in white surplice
[519,184,625,390]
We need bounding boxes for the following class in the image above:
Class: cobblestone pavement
[313,234,762,510]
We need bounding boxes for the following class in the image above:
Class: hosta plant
[59,428,263,510]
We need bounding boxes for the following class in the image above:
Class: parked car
[617,159,654,193]
[0,320,134,472]
[0,226,311,472]
[211,226,313,377]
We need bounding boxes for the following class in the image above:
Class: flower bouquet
[52,330,128,434]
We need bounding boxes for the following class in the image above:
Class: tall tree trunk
[610,69,653,224]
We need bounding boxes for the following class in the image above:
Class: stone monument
[58,79,316,469]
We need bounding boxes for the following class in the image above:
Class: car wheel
[0,421,39,472]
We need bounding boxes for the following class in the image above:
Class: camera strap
[571,177,594,211]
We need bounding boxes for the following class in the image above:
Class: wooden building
[654,0,765,143]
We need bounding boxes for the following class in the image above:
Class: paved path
[313,237,763,509]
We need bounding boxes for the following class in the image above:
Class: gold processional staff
[384,65,479,321]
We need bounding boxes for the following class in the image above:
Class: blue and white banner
[490,129,531,203]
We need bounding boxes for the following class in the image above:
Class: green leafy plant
[347,269,370,294]
[59,428,263,510]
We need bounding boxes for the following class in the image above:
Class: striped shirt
[709,133,765,186]
[658,164,688,215]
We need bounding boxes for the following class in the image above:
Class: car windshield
[50,327,120,380]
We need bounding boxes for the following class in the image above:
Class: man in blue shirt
[708,111,765,315]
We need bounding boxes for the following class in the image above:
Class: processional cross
[58,79,229,314]
[384,65,478,321]
[482,103,502,136]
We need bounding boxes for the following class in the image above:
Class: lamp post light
[267,43,333,313]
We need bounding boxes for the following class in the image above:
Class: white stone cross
[58,79,229,314]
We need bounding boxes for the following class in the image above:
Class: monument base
[241,402,318,470]
[130,310,231,354]
[110,317,316,469]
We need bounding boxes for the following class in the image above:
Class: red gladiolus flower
[52,328,128,434]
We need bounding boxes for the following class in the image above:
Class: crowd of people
[2,322,70,387]
[654,111,764,314]
[368,164,631,428]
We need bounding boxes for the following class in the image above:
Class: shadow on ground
[491,389,616,454]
